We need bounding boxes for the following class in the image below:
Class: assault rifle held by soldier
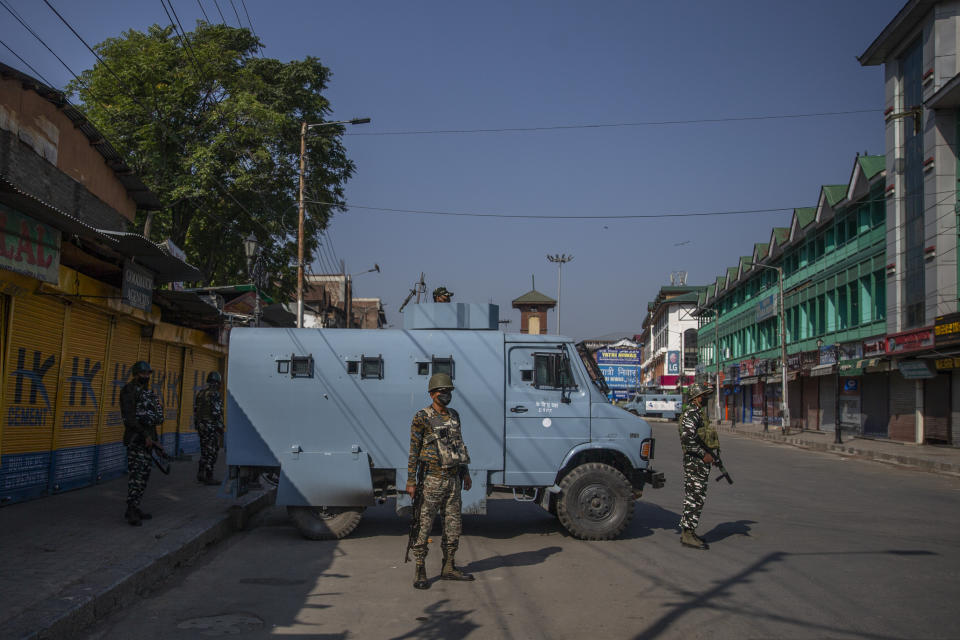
[696,435,733,484]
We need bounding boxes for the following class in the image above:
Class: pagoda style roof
[512,289,556,307]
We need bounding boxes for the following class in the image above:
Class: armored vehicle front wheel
[287,506,364,540]
[556,463,633,540]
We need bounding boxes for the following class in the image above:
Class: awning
[767,371,798,384]
[97,230,203,283]
[810,363,836,377]
[740,376,759,385]
[838,360,864,376]
[153,289,221,327]
[0,176,114,244]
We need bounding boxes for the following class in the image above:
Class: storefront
[886,327,936,442]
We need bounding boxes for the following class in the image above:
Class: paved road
[84,423,960,639]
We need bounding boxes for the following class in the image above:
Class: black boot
[203,469,220,486]
[136,507,152,520]
[413,562,429,590]
[124,506,142,527]
[197,463,206,484]
[440,549,474,581]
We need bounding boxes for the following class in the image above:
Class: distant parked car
[623,393,682,421]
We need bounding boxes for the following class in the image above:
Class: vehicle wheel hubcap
[578,484,612,520]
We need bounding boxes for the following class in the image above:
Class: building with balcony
[640,284,705,392]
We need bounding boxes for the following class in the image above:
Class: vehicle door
[504,344,590,485]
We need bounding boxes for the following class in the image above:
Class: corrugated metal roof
[754,242,769,259]
[795,206,817,228]
[96,230,203,283]
[858,155,885,180]
[822,184,847,207]
[0,62,162,210]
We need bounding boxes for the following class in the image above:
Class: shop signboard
[596,348,640,391]
[787,354,802,371]
[935,357,960,370]
[934,312,960,347]
[897,359,936,379]
[800,350,818,368]
[839,342,863,361]
[863,338,886,357]
[818,345,838,365]
[0,204,61,283]
[666,351,680,375]
[887,327,934,354]
[756,293,777,322]
[121,261,154,311]
[740,359,756,377]
[596,349,641,365]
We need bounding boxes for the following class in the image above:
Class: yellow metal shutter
[162,345,184,452]
[50,305,110,492]
[97,318,141,480]
[0,293,6,462]
[147,341,168,450]
[0,295,65,501]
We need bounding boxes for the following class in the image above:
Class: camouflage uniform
[194,385,223,478]
[678,403,712,532]
[407,406,470,563]
[120,381,164,511]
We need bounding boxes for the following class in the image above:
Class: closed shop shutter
[819,375,837,432]
[923,373,951,444]
[788,379,802,430]
[178,348,202,454]
[51,306,110,492]
[162,345,184,452]
[888,373,916,442]
[0,293,6,460]
[802,377,819,430]
[147,342,169,452]
[953,372,960,448]
[861,373,888,437]
[98,318,141,480]
[0,295,65,501]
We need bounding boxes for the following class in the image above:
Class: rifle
[148,442,171,475]
[697,436,733,484]
[404,465,425,563]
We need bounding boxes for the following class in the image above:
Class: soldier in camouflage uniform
[405,373,473,590]
[194,371,224,485]
[120,361,164,526]
[678,383,717,550]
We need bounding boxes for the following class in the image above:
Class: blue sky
[0,0,906,339]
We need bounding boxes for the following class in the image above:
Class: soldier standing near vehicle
[678,383,716,550]
[120,361,164,526]
[194,371,224,485]
[405,373,474,589]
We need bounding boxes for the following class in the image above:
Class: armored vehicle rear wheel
[556,463,633,540]
[287,506,364,540]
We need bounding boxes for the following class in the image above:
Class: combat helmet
[428,372,454,392]
[131,361,152,376]
[207,371,222,384]
[686,383,714,401]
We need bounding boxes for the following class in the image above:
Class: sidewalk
[710,418,960,477]
[0,458,274,640]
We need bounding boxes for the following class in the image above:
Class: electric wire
[196,0,210,21]
[212,0,227,24]
[228,0,243,29]
[343,109,882,137]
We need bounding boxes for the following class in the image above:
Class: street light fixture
[344,264,381,328]
[297,117,372,328]
[243,233,262,327]
[546,253,573,335]
[752,262,790,435]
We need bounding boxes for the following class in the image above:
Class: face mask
[437,391,452,406]
[137,376,150,387]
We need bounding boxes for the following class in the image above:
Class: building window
[902,38,925,328]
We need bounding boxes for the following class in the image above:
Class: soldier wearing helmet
[120,361,164,526]
[432,286,453,303]
[194,370,224,485]
[678,382,716,550]
[405,372,473,589]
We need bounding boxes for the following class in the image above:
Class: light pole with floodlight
[547,253,573,335]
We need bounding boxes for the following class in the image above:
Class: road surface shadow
[462,545,562,574]
[700,519,756,543]
[389,599,480,640]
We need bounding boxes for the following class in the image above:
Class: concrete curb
[14,488,276,640]
[715,425,960,477]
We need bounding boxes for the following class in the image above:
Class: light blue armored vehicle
[225,303,664,540]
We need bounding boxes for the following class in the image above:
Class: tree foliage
[68,22,355,297]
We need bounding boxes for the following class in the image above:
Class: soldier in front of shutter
[120,361,164,526]
[405,373,473,589]
[194,371,224,485]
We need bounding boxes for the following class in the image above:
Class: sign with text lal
[596,348,640,391]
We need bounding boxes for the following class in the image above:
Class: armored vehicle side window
[432,356,455,379]
[291,355,314,378]
[417,362,430,375]
[277,360,290,374]
[361,355,384,379]
[533,352,576,390]
[346,361,359,375]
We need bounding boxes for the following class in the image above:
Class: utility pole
[547,254,573,335]
[715,308,721,422]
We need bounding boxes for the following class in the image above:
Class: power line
[196,0,210,21]
[343,109,881,136]
[212,0,227,24]
[228,0,243,28]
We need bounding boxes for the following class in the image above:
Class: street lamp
[752,262,790,435]
[297,117,372,328]
[546,253,573,335]
[344,263,380,328]
[243,233,262,327]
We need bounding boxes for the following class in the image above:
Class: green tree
[68,22,354,296]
